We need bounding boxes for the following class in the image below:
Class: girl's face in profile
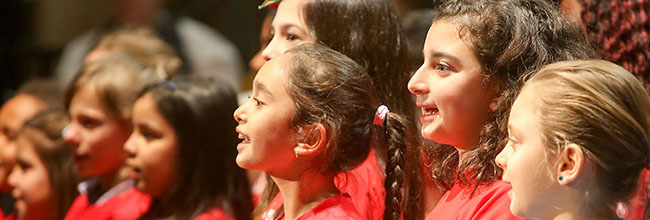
[9,136,53,220]
[407,19,499,150]
[63,84,131,178]
[262,0,315,61]
[233,55,298,178]
[124,93,178,197]
[495,86,559,219]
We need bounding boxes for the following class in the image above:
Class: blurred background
[0,0,434,103]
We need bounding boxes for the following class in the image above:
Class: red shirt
[275,193,361,220]
[263,150,385,220]
[194,208,233,220]
[335,149,385,220]
[64,188,151,220]
[426,180,525,220]
[0,209,15,220]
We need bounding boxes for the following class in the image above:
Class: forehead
[255,55,291,91]
[424,19,477,60]
[274,0,307,26]
[510,86,539,121]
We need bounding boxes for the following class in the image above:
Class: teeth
[422,108,438,116]
[238,133,250,143]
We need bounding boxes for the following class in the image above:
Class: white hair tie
[373,105,390,127]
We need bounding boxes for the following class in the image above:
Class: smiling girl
[234,43,417,220]
[495,59,650,220]
[124,75,253,220]
[407,0,595,219]
[256,0,424,218]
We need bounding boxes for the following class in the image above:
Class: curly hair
[578,0,650,92]
[426,0,596,191]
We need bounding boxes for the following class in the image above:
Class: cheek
[22,170,53,209]
[141,145,177,196]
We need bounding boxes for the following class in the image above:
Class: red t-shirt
[275,193,361,220]
[64,188,151,220]
[263,150,385,220]
[0,209,15,220]
[426,180,524,220]
[194,208,233,220]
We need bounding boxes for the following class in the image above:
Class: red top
[0,209,15,220]
[63,188,151,220]
[275,193,361,220]
[426,180,525,220]
[335,149,385,220]
[262,150,385,220]
[194,208,233,220]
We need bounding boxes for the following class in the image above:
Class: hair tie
[373,105,390,127]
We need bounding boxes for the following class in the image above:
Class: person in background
[0,79,63,219]
[9,109,79,220]
[125,75,253,220]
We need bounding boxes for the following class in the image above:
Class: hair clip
[258,0,281,9]
[373,105,390,127]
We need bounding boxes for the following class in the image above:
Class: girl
[123,75,254,220]
[8,109,79,220]
[495,59,650,220]
[407,0,595,219]
[63,54,159,220]
[257,0,425,218]
[233,43,416,220]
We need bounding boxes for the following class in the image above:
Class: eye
[79,117,99,129]
[287,34,298,41]
[434,63,451,72]
[253,97,265,106]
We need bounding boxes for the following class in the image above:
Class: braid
[382,113,407,220]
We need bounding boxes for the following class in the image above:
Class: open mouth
[238,133,250,144]
[422,107,439,116]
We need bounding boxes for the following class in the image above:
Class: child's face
[261,0,315,61]
[8,136,53,220]
[407,19,499,150]
[495,87,558,219]
[63,84,130,178]
[0,94,46,190]
[233,55,298,178]
[124,93,177,197]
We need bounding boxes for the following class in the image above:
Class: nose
[495,145,510,170]
[408,65,428,95]
[7,165,18,188]
[123,132,137,158]
[233,104,247,124]
[261,36,280,61]
[62,123,81,148]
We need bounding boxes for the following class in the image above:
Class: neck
[97,166,128,194]
[272,171,339,220]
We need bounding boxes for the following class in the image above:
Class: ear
[556,143,586,185]
[488,80,501,112]
[294,123,327,158]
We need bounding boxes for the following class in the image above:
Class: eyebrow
[429,51,461,63]
[254,82,274,98]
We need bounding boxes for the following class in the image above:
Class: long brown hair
[256,43,418,220]
[525,59,650,219]
[136,75,253,220]
[426,0,596,191]
[19,109,79,220]
[301,1,423,218]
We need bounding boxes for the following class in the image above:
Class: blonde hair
[89,27,182,76]
[525,59,650,215]
[64,53,160,122]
